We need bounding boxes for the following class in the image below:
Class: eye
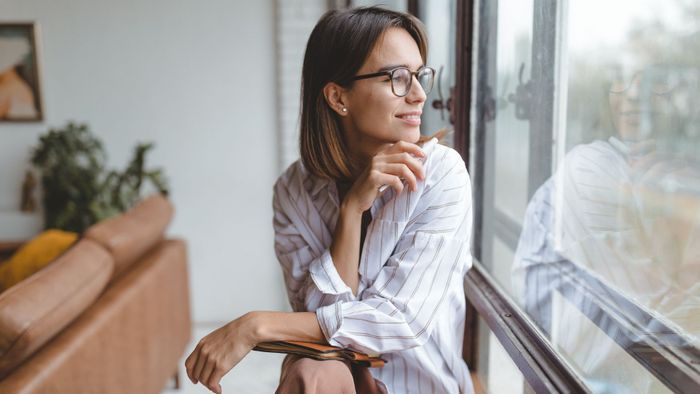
[392,71,410,84]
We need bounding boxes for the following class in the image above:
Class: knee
[278,358,355,394]
[295,358,353,386]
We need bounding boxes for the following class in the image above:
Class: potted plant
[30,122,169,233]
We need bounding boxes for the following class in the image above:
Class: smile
[396,111,422,126]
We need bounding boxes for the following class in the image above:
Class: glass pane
[474,0,700,392]
[417,0,457,147]
[475,317,532,394]
[492,0,533,223]
[542,0,700,390]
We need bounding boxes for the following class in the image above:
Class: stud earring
[341,107,347,113]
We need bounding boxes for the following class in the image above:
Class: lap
[277,355,387,394]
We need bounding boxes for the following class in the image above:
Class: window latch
[508,62,534,120]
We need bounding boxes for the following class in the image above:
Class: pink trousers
[275,355,387,394]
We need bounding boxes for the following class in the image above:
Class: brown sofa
[0,195,192,393]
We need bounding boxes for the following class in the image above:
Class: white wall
[0,0,287,322]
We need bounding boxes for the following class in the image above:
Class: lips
[395,111,422,120]
[396,111,422,127]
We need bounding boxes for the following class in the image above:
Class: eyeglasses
[350,66,435,97]
[607,65,686,96]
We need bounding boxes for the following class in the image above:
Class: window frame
[456,0,700,392]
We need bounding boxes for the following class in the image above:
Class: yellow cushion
[0,229,79,292]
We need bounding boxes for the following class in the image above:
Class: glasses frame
[349,65,436,97]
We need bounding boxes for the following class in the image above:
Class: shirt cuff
[308,250,355,297]
[316,302,343,347]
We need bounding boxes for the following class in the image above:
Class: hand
[184,313,258,394]
[344,141,426,213]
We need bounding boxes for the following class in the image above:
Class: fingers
[186,344,223,394]
[383,140,426,159]
[381,153,425,181]
[378,163,419,191]
[368,170,402,195]
[185,344,201,384]
[206,366,226,394]
[200,358,218,393]
[378,172,405,195]
[192,345,207,386]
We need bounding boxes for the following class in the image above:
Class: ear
[322,82,350,116]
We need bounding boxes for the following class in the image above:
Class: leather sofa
[0,195,191,393]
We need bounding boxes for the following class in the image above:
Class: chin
[398,128,421,143]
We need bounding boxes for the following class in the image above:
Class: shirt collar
[309,174,332,198]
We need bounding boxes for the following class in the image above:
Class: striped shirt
[272,140,475,393]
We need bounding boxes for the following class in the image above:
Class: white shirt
[272,140,475,393]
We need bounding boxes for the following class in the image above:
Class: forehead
[360,27,424,72]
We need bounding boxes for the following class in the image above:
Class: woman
[185,7,474,393]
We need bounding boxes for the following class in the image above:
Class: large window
[469,0,700,392]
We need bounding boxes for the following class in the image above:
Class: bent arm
[273,176,362,312]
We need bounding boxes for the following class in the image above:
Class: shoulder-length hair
[299,6,428,181]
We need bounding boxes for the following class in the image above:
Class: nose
[625,74,642,101]
[405,75,427,104]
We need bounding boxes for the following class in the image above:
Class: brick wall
[275,0,329,172]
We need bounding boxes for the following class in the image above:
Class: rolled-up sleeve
[273,178,356,312]
[316,149,473,354]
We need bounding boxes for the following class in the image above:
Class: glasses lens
[391,68,412,96]
[645,68,676,95]
[418,67,435,94]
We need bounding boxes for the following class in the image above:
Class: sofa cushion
[0,238,113,378]
[0,229,79,293]
[84,194,173,280]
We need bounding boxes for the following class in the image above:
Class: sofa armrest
[0,239,114,378]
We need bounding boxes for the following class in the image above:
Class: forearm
[329,201,363,295]
[248,311,326,344]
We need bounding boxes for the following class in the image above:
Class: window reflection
[509,0,700,391]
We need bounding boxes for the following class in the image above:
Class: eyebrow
[376,64,425,73]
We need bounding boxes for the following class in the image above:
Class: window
[467,0,700,392]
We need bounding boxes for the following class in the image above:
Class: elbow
[353,323,432,354]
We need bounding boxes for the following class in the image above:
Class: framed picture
[0,23,43,122]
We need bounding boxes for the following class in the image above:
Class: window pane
[492,0,533,223]
[474,0,700,391]
[417,0,457,146]
[475,317,532,394]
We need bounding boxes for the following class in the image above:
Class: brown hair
[299,6,428,181]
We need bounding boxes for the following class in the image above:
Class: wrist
[340,198,364,217]
[237,311,264,345]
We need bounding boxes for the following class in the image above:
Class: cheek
[352,90,397,126]
[650,96,670,112]
[608,95,622,112]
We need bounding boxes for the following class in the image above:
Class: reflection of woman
[185,7,474,394]
[0,36,38,119]
[513,63,700,392]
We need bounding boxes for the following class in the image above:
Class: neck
[344,137,391,181]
